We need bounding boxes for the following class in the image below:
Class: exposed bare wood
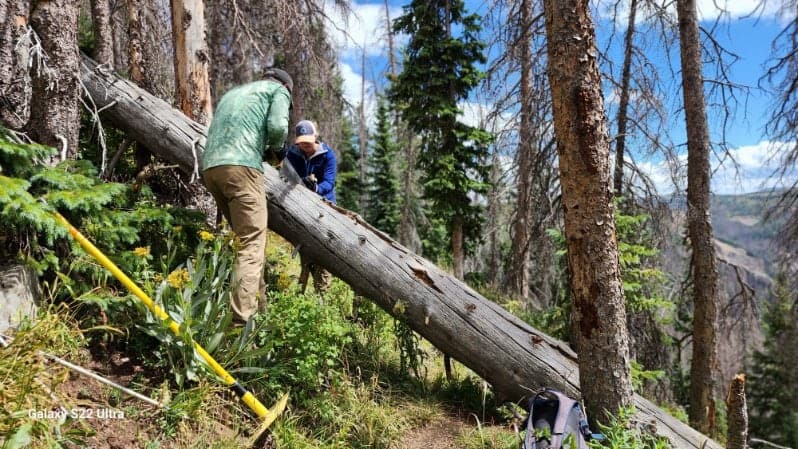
[170,0,212,125]
[725,374,748,449]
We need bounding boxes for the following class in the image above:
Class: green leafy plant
[135,232,270,388]
[589,407,670,449]
[255,289,354,396]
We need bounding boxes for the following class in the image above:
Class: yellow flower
[198,230,214,241]
[153,274,163,283]
[133,246,150,258]
[276,272,292,291]
[167,268,190,289]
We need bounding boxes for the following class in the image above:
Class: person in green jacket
[202,68,293,323]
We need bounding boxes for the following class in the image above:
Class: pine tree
[367,97,401,237]
[389,0,491,277]
[336,116,364,214]
[747,271,798,447]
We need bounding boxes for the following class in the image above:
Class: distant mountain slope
[711,191,785,283]
[658,190,787,393]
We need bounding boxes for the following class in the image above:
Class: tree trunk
[487,150,502,286]
[127,0,150,91]
[509,0,534,299]
[613,0,637,196]
[170,0,215,224]
[384,0,396,77]
[542,0,633,424]
[0,0,31,129]
[725,374,748,449]
[78,54,724,449]
[127,0,154,177]
[90,0,112,66]
[170,0,212,125]
[26,0,79,160]
[677,0,720,435]
[451,216,465,280]
[358,43,368,213]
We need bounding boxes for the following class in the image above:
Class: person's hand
[302,175,318,192]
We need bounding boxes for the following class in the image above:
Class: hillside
[711,191,786,283]
[661,190,787,393]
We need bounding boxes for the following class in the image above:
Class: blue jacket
[283,143,337,203]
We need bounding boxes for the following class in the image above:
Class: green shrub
[255,290,354,396]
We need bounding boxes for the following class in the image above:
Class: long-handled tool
[53,212,288,440]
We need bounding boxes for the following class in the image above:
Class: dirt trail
[398,415,471,449]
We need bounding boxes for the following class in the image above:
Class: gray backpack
[521,389,601,449]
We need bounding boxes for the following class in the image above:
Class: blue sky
[323,0,796,195]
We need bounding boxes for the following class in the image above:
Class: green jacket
[202,80,291,172]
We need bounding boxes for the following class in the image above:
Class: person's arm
[315,148,337,197]
[264,87,291,153]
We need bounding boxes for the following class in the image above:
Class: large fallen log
[79,54,721,449]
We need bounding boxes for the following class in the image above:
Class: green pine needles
[746,271,798,447]
[0,133,202,296]
[367,97,402,237]
[390,0,492,264]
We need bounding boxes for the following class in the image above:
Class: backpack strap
[521,396,536,449]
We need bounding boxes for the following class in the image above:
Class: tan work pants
[298,252,332,294]
[202,165,267,322]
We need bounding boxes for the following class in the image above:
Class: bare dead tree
[677,0,720,435]
[170,0,212,125]
[480,0,559,304]
[725,374,748,449]
[764,1,798,259]
[207,0,351,151]
[613,0,638,197]
[542,0,634,424]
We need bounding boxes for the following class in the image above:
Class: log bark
[78,53,722,449]
[0,0,31,129]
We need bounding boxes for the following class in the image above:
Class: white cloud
[711,140,795,194]
[324,1,404,59]
[635,140,797,195]
[697,0,776,20]
[458,101,491,129]
[594,0,786,23]
[339,62,364,106]
[339,62,377,126]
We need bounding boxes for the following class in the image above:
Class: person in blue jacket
[284,120,337,292]
[283,120,337,203]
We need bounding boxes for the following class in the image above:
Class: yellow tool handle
[53,212,283,420]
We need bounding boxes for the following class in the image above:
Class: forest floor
[49,344,514,449]
[398,416,470,449]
